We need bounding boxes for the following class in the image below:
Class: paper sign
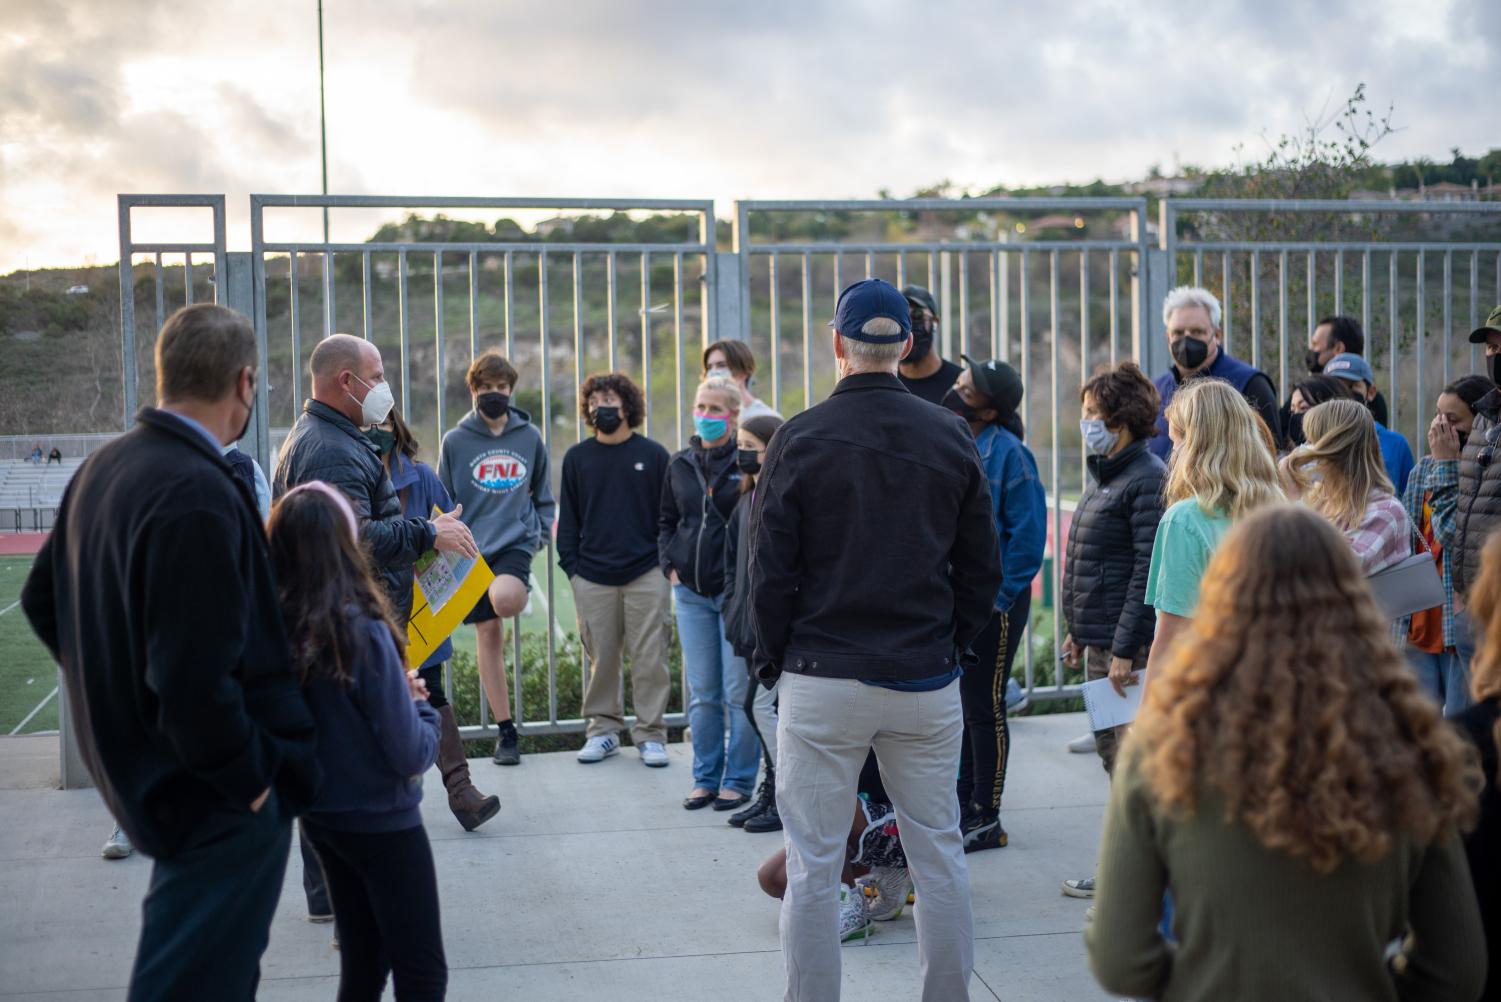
[406,507,494,668]
[1081,672,1148,731]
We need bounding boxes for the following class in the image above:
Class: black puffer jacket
[658,437,742,597]
[1061,441,1165,657]
[723,493,755,657]
[1451,388,1501,598]
[274,400,436,620]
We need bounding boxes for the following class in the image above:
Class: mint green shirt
[1144,499,1232,618]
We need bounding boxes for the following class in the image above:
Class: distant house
[65,285,89,295]
[535,217,575,238]
[1421,181,1480,203]
[1125,176,1202,197]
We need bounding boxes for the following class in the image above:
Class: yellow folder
[406,507,494,668]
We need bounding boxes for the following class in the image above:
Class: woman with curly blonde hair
[1141,379,1283,681]
[1454,529,1501,999]
[1088,504,1485,1001]
[1282,397,1414,574]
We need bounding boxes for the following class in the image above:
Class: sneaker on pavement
[307,911,335,924]
[1067,732,1097,754]
[1004,677,1031,715]
[730,776,772,827]
[743,798,782,833]
[859,867,913,921]
[101,825,133,860]
[576,734,620,764]
[492,721,521,766]
[1061,876,1096,898]
[961,809,1009,853]
[638,741,669,767]
[838,883,872,943]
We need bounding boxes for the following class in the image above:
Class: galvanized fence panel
[1159,199,1501,459]
[248,195,717,739]
[733,198,1152,702]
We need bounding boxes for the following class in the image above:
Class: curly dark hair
[578,371,645,429]
[1081,361,1160,441]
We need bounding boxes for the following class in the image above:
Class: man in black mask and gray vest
[898,285,962,406]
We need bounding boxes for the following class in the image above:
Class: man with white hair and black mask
[750,278,1002,1001]
[1146,286,1281,458]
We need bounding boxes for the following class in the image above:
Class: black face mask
[1171,336,1210,371]
[1287,412,1305,446]
[1459,429,1472,449]
[905,318,934,366]
[1305,349,1325,374]
[940,388,982,423]
[736,448,761,475]
[477,391,510,420]
[592,405,623,435]
[1489,354,1501,388]
[234,378,255,444]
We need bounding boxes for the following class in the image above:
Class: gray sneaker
[1066,732,1097,754]
[101,825,133,860]
[858,867,912,921]
[638,741,670,768]
[838,883,872,943]
[1061,876,1096,898]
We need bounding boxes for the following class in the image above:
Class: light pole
[318,0,330,244]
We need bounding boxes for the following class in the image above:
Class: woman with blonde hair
[1454,529,1501,999]
[1142,378,1283,680]
[1088,504,1485,1001]
[1282,397,1414,574]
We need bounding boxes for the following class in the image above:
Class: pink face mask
[281,481,359,541]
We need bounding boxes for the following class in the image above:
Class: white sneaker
[638,741,669,768]
[101,825,133,860]
[1067,732,1097,754]
[838,883,872,943]
[576,734,620,763]
[858,867,912,921]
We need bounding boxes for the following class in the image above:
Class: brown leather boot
[436,705,500,831]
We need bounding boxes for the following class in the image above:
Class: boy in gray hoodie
[438,350,556,765]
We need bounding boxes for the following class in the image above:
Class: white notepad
[1081,672,1148,731]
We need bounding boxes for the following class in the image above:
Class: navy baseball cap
[1324,352,1375,385]
[829,279,912,343]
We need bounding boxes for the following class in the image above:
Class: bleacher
[0,459,84,532]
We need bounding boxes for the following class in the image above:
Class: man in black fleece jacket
[21,305,320,1001]
[751,280,1001,1001]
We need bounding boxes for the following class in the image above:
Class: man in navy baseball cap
[829,278,913,345]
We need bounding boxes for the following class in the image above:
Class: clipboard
[406,506,494,668]
[1081,672,1148,731]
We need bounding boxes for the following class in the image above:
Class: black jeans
[956,592,1030,817]
[129,794,291,1002]
[302,820,447,1002]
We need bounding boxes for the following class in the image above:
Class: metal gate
[111,192,1501,741]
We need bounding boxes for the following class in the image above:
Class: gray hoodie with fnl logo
[437,407,556,557]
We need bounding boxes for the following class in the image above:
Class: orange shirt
[1408,491,1445,653]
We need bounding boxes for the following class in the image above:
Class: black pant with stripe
[956,592,1030,819]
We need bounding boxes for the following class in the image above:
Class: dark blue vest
[1148,349,1261,459]
[223,446,258,498]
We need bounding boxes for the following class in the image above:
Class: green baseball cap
[1467,304,1501,344]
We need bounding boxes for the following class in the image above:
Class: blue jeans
[1448,611,1478,714]
[674,584,760,795]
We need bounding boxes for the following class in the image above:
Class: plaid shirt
[1346,492,1413,574]
[1402,456,1460,646]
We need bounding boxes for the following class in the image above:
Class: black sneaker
[743,799,782,833]
[729,776,772,828]
[961,808,1008,853]
[492,722,521,766]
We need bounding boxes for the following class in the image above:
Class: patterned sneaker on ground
[838,883,872,943]
[101,825,133,860]
[638,741,669,768]
[492,721,521,766]
[1067,732,1097,754]
[576,734,620,763]
[1061,876,1096,898]
[961,810,1008,853]
[859,867,913,921]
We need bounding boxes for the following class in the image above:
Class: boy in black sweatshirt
[558,372,673,767]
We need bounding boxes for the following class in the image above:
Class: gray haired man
[750,278,1003,1001]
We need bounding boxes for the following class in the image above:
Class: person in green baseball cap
[1467,303,1501,385]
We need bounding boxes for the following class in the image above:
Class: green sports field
[0,548,579,735]
[0,555,59,734]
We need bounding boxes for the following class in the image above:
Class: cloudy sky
[2,0,1496,272]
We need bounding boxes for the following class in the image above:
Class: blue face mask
[693,412,729,442]
[1080,419,1120,456]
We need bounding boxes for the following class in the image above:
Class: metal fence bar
[1389,252,1399,426]
[641,252,653,442]
[433,251,445,448]
[1109,249,1120,365]
[290,251,302,413]
[958,251,970,356]
[504,251,514,359]
[989,251,1000,358]
[321,251,334,336]
[573,253,585,444]
[1443,251,1453,388]
[1079,249,1090,486]
[1250,250,1261,370]
[1472,251,1481,373]
[1416,250,1426,449]
[363,252,373,340]
[673,253,685,450]
[1306,251,1316,346]
[1335,249,1344,315]
[153,254,166,332]
[1221,251,1231,356]
[606,252,618,372]
[467,251,479,359]
[539,250,558,727]
[1049,250,1063,693]
[801,253,813,411]
[184,252,194,305]
[1278,251,1289,402]
[397,251,411,411]
[769,253,781,411]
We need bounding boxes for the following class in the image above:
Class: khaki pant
[573,570,673,745]
[1083,645,1148,775]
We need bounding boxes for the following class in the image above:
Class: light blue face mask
[693,413,729,442]
[1080,418,1120,456]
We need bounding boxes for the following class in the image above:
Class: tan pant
[1083,645,1149,775]
[573,569,673,744]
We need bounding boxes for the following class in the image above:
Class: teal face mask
[693,412,729,442]
[364,427,397,456]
